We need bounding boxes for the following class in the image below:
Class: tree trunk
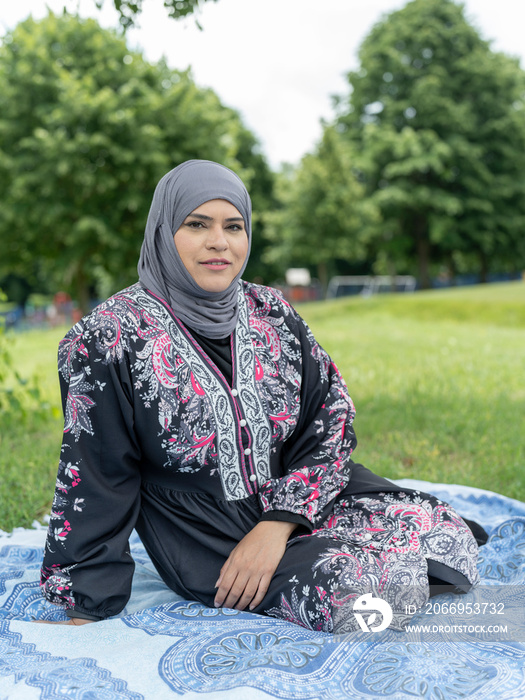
[414,215,431,289]
[447,254,457,286]
[75,266,91,315]
[479,251,489,283]
[317,261,328,296]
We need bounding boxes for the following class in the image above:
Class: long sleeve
[40,320,142,619]
[258,309,357,529]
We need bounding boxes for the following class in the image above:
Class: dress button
[231,389,238,397]
[249,474,257,482]
[239,419,247,427]
[244,448,252,456]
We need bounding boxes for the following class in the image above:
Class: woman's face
[174,199,249,293]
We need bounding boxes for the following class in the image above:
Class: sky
[1,0,524,168]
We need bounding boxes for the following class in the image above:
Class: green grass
[0,281,524,532]
[0,326,66,532]
[343,280,525,327]
[298,281,524,501]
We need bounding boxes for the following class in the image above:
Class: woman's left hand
[214,520,297,611]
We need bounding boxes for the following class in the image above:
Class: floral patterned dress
[40,282,480,632]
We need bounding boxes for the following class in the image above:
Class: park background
[0,0,524,531]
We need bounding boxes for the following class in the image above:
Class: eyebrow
[185,213,244,223]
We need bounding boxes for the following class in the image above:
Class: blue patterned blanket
[2,479,525,700]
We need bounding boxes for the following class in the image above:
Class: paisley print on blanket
[6,483,525,700]
[0,622,142,699]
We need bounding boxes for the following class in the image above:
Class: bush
[0,324,49,421]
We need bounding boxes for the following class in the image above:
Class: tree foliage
[98,0,216,29]
[337,0,525,286]
[264,126,377,288]
[0,13,273,309]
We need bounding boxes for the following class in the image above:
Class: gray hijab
[137,160,252,339]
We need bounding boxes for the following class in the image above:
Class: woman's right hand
[214,520,297,611]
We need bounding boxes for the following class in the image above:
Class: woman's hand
[214,520,297,611]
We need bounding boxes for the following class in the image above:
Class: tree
[98,0,216,29]
[264,126,377,289]
[337,0,525,287]
[0,13,273,310]
[233,130,278,285]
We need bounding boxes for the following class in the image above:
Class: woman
[41,160,482,632]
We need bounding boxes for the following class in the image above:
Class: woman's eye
[186,220,204,229]
[228,224,243,232]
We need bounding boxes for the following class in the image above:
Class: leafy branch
[94,0,217,29]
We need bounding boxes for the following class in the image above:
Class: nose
[206,224,228,250]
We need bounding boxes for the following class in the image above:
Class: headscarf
[137,160,252,339]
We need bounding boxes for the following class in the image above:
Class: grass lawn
[0,281,523,532]
[0,324,66,532]
[299,281,524,500]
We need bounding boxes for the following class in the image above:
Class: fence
[326,275,417,298]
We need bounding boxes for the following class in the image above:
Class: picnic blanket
[1,479,525,699]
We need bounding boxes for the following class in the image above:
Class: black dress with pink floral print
[41,282,480,631]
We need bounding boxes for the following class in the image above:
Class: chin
[197,280,234,293]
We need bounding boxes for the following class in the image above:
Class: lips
[200,258,231,269]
